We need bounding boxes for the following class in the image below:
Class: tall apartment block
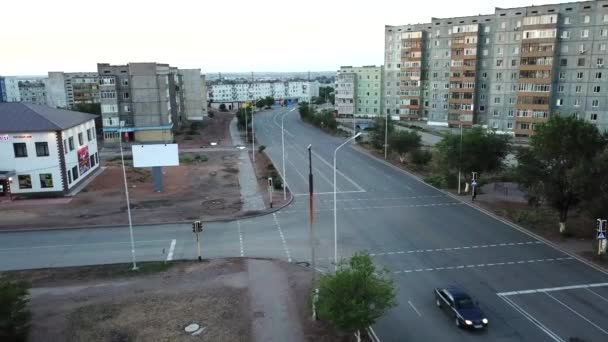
[46,72,100,109]
[98,63,206,143]
[335,65,384,118]
[385,0,608,136]
[18,80,47,105]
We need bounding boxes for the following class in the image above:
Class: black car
[434,287,488,329]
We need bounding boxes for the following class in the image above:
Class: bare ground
[0,259,347,342]
[0,151,242,229]
[175,111,234,148]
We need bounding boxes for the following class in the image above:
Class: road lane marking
[310,149,365,192]
[500,295,565,342]
[273,213,292,262]
[408,300,422,317]
[237,220,244,257]
[497,282,608,296]
[279,202,463,213]
[166,239,176,261]
[369,241,543,257]
[319,195,447,203]
[394,257,573,274]
[544,291,608,335]
[586,288,608,304]
[293,190,365,196]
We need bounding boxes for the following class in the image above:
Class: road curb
[0,190,295,233]
[351,144,608,277]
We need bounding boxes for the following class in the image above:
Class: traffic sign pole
[597,219,607,256]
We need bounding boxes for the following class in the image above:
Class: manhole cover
[185,323,200,333]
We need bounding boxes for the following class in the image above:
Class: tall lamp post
[333,132,362,271]
[384,112,389,159]
[281,111,288,201]
[119,123,138,271]
[458,124,463,194]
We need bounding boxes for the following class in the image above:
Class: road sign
[471,180,477,187]
[598,231,606,240]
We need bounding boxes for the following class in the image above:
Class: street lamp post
[281,111,287,201]
[458,124,463,195]
[119,125,138,271]
[384,112,389,160]
[333,132,362,271]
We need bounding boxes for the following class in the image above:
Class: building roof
[0,103,97,133]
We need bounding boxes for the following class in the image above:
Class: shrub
[424,174,447,188]
[0,280,31,342]
[410,149,432,166]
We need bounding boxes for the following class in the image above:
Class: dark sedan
[434,287,488,329]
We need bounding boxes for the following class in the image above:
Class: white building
[0,103,99,197]
[208,81,320,103]
[0,77,21,102]
[46,72,100,109]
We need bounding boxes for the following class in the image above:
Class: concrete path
[247,259,305,342]
[229,117,265,211]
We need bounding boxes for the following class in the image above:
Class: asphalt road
[2,106,608,341]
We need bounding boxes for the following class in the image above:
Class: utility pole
[308,145,316,282]
[384,111,389,159]
[251,72,255,164]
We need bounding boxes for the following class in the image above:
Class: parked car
[434,287,488,330]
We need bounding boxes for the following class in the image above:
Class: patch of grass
[194,155,208,162]
[180,155,194,163]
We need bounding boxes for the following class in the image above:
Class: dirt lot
[0,150,242,229]
[0,259,346,342]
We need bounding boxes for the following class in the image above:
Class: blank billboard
[132,144,179,167]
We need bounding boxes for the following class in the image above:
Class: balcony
[516,103,550,111]
[400,104,420,110]
[449,87,475,93]
[448,97,474,105]
[514,128,533,137]
[515,116,548,124]
[519,64,553,71]
[521,50,555,58]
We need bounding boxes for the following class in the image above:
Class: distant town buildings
[18,80,47,105]
[0,103,99,197]
[46,72,100,109]
[335,66,384,118]
[208,80,319,104]
[97,63,207,143]
[384,0,608,135]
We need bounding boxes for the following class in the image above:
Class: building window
[13,143,27,158]
[558,85,565,93]
[598,58,605,67]
[507,122,513,129]
[591,113,598,121]
[578,58,585,67]
[123,92,130,99]
[67,170,72,184]
[581,29,589,38]
[511,59,517,67]
[520,123,530,130]
[576,85,582,93]
[593,86,601,93]
[63,139,67,154]
[556,98,564,106]
[122,79,129,86]
[577,72,584,79]
[574,99,581,107]
[560,59,568,67]
[559,72,566,80]
[561,45,569,53]
[508,110,514,117]
[592,99,600,107]
[72,166,79,181]
[562,30,570,39]
[601,44,607,52]
[18,175,32,189]
[87,129,92,141]
[68,137,74,151]
[39,174,53,188]
[78,133,83,146]
[35,142,49,157]
[584,15,590,24]
[565,17,571,24]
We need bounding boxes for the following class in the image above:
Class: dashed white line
[394,257,573,274]
[408,300,423,317]
[166,239,176,261]
[237,220,244,257]
[273,213,292,262]
[498,281,608,296]
[369,241,543,257]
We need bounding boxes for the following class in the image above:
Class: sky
[0,0,574,75]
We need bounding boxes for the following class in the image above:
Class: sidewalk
[229,118,265,211]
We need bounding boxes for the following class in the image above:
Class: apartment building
[18,80,47,105]
[208,81,320,103]
[46,72,100,109]
[97,63,206,143]
[336,65,384,118]
[385,0,608,135]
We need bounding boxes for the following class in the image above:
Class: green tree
[219,103,227,112]
[389,130,421,163]
[264,96,274,107]
[316,252,397,342]
[256,98,265,109]
[516,116,607,234]
[410,149,433,167]
[298,102,312,120]
[437,127,511,179]
[369,116,395,150]
[0,281,31,342]
[73,103,101,134]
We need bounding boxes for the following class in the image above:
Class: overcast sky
[1,0,573,75]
